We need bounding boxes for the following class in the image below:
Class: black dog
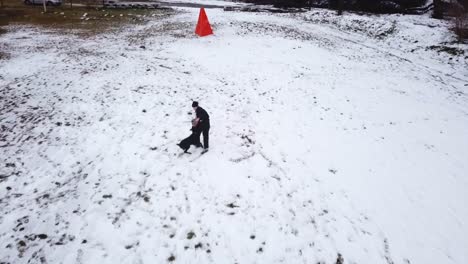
[177,120,202,153]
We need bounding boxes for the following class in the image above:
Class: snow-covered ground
[1,6,467,264]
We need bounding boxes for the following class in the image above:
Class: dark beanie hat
[192,101,199,107]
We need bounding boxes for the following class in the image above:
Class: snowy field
[1,6,468,264]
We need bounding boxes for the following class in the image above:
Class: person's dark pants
[202,125,210,149]
[196,123,210,149]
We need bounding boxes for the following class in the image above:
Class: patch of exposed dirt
[427,45,465,56]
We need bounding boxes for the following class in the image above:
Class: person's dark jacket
[196,107,210,127]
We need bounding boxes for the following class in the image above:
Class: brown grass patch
[0,0,175,35]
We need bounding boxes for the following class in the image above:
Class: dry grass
[0,0,175,35]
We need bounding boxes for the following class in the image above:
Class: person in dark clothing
[192,101,210,151]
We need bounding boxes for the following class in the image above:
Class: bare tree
[329,0,344,15]
[337,0,344,15]
[450,0,467,41]
[433,0,444,18]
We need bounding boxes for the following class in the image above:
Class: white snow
[1,6,468,264]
